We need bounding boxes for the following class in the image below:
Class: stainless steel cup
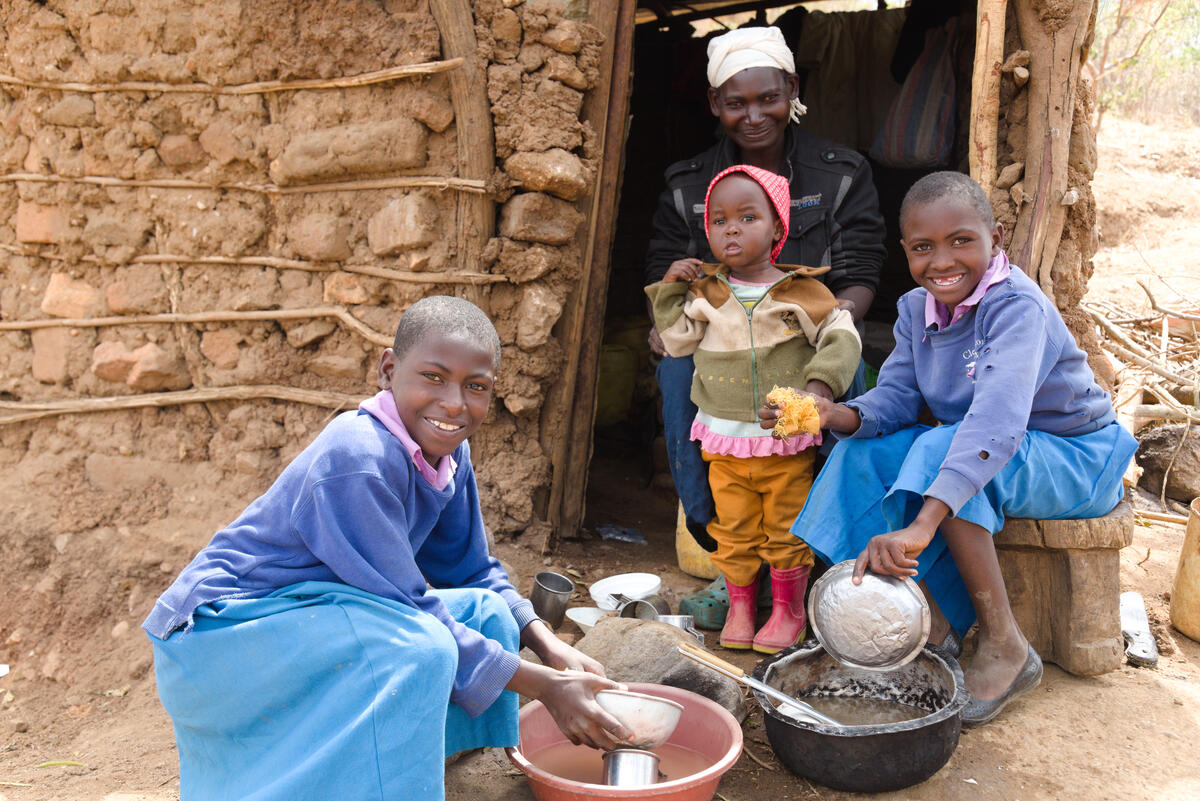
[602,748,661,787]
[616,594,671,620]
[657,614,705,645]
[530,571,574,629]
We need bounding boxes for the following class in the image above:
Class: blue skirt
[151,582,520,801]
[793,421,1137,636]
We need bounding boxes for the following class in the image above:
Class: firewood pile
[1084,281,1200,431]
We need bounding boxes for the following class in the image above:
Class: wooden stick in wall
[1,172,487,195]
[0,58,464,95]
[0,306,394,347]
[0,385,362,426]
[969,0,1008,198]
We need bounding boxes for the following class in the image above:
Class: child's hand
[538,636,607,678]
[539,669,633,750]
[852,524,937,580]
[663,258,704,283]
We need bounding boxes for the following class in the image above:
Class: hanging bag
[869,19,958,168]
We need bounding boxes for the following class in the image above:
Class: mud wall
[0,0,603,538]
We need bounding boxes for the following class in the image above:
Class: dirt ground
[2,113,1199,801]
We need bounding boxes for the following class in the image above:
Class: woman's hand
[663,258,704,283]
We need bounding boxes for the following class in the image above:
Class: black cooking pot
[751,642,967,793]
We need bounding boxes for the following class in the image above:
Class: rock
[504,148,589,201]
[288,213,352,261]
[157,133,207,167]
[499,192,583,245]
[111,621,130,638]
[491,8,522,44]
[307,353,364,379]
[323,273,369,304]
[285,319,337,348]
[269,118,427,185]
[574,617,747,721]
[43,95,96,126]
[107,266,169,314]
[126,342,191,391]
[995,161,1024,190]
[545,55,588,91]
[516,285,563,350]
[16,201,68,244]
[200,329,243,369]
[41,273,105,318]
[498,243,560,283]
[1137,424,1200,503]
[91,340,138,383]
[541,21,583,54]
[199,120,252,165]
[410,90,455,133]
[367,194,438,255]
[82,211,151,249]
[31,328,72,384]
[235,450,274,475]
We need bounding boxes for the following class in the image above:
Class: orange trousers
[702,449,815,586]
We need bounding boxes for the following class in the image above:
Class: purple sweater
[846,267,1117,513]
[142,409,537,717]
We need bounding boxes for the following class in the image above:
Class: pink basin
[507,682,742,801]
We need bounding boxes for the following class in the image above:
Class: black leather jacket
[644,126,886,295]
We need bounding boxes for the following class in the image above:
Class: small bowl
[596,689,685,749]
[807,560,931,670]
[565,606,609,633]
[589,573,662,611]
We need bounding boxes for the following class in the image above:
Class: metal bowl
[807,560,931,671]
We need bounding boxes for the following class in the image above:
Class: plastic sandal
[679,568,773,630]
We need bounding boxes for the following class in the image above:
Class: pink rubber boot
[718,576,759,650]
[752,565,811,654]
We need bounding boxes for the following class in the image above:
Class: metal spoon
[676,641,841,727]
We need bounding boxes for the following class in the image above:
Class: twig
[1137,282,1200,322]
[1160,418,1193,510]
[0,58,463,94]
[1,172,487,195]
[1136,548,1152,566]
[0,306,392,346]
[740,744,777,771]
[0,385,361,426]
[804,776,825,798]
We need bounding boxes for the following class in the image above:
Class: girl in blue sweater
[145,296,630,801]
[763,173,1136,726]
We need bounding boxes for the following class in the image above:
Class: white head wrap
[706,26,807,121]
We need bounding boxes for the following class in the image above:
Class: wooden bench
[995,501,1133,676]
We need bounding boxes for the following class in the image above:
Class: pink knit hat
[704,164,791,263]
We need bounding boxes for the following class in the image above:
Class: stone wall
[0,0,604,538]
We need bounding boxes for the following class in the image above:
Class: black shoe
[930,628,963,659]
[961,644,1043,727]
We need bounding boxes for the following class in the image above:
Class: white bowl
[589,573,662,611]
[595,688,685,749]
[564,606,608,633]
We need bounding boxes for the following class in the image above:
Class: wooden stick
[1131,404,1197,423]
[1,172,486,195]
[1134,510,1189,525]
[21,250,507,286]
[0,306,393,346]
[0,58,463,95]
[1085,306,1196,386]
[1138,280,1200,323]
[740,744,777,771]
[969,0,1008,198]
[0,385,361,426]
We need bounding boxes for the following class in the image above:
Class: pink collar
[359,390,456,490]
[924,250,1011,330]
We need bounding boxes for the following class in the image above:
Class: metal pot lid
[807,560,931,671]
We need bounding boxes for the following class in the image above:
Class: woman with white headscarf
[646,26,886,628]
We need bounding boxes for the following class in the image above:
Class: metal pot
[751,643,967,793]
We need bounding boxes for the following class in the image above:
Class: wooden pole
[544,0,638,549]
[969,0,1008,198]
[1009,0,1096,298]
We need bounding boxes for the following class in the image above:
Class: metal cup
[616,593,671,620]
[530,571,575,629]
[602,748,661,787]
[657,614,705,645]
